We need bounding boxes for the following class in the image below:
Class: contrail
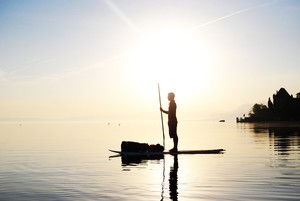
[0,69,8,82]
[0,57,58,83]
[103,0,144,38]
[8,57,58,75]
[1,53,129,84]
[186,0,278,33]
[39,52,129,82]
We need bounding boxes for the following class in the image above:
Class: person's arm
[160,107,168,114]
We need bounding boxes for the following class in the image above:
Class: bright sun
[129,29,214,102]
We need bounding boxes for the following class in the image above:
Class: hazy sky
[1,0,300,121]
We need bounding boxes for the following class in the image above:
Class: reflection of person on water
[169,155,178,201]
[160,92,178,152]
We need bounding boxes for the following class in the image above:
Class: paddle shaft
[158,83,165,148]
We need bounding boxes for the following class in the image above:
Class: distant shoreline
[236,88,300,123]
[236,119,300,124]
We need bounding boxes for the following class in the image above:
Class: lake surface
[1,121,300,200]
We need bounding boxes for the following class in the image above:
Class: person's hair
[168,92,175,99]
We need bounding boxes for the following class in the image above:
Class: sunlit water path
[1,121,299,200]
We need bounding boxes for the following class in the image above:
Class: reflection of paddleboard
[109,149,225,156]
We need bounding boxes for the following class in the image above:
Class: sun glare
[129,29,214,102]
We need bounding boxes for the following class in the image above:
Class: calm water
[1,121,300,200]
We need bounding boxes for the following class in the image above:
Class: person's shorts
[168,121,178,138]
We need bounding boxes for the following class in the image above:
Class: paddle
[158,83,165,149]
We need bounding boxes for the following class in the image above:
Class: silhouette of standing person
[160,92,178,152]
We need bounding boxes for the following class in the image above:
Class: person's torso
[168,100,177,121]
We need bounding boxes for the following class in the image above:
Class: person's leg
[169,121,178,152]
[173,135,178,151]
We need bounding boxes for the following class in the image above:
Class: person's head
[168,92,175,101]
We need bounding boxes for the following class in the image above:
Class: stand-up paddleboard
[109,149,225,156]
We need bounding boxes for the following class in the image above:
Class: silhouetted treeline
[237,88,300,122]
